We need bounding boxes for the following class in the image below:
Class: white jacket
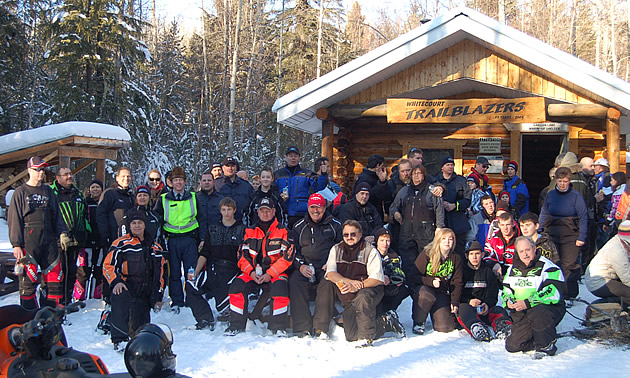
[585,235,630,291]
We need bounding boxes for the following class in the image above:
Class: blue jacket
[503,175,529,215]
[215,176,254,221]
[196,189,224,227]
[539,185,588,242]
[274,164,328,216]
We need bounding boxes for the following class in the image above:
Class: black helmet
[124,323,176,377]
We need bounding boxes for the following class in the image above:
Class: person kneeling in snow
[225,197,294,336]
[503,236,565,358]
[457,241,511,342]
[312,220,385,346]
[103,209,165,351]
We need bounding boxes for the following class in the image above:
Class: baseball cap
[308,193,326,208]
[222,156,238,166]
[256,197,274,209]
[286,146,300,155]
[594,158,609,168]
[27,156,48,169]
[475,156,491,166]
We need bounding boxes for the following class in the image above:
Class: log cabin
[272,7,630,212]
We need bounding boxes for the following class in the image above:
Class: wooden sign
[387,97,546,124]
[518,122,568,133]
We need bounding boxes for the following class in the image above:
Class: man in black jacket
[436,156,471,256]
[51,167,90,304]
[214,157,253,222]
[96,167,134,249]
[196,170,224,228]
[8,156,68,309]
[352,154,390,220]
[289,193,343,337]
[335,183,383,238]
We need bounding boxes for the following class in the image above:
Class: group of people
[6,146,630,357]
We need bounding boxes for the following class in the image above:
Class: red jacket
[485,226,520,266]
[237,219,295,278]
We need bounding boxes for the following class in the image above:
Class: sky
[155,0,412,35]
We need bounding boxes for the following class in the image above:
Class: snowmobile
[0,302,187,377]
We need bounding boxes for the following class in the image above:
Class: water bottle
[187,267,195,281]
[308,263,316,283]
[256,264,263,277]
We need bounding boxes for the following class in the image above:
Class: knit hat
[467,176,480,187]
[496,199,510,212]
[127,208,146,224]
[308,193,326,208]
[356,182,371,193]
[136,185,150,196]
[211,162,222,169]
[499,190,511,201]
[466,240,483,253]
[441,156,455,167]
[27,156,48,169]
[90,178,104,190]
[374,227,391,242]
[618,221,630,241]
[507,161,518,171]
[170,166,186,180]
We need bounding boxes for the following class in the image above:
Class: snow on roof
[0,121,131,156]
[273,7,630,134]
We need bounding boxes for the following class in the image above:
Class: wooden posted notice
[387,97,546,124]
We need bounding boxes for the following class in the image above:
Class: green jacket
[502,252,564,308]
[50,180,90,245]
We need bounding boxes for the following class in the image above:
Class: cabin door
[521,134,565,212]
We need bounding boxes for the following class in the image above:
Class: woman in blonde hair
[411,228,463,335]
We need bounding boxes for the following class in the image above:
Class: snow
[0,215,628,376]
[0,121,131,155]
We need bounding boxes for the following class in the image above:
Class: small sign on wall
[480,156,504,174]
[479,137,501,154]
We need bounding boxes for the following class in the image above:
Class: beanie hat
[373,227,391,242]
[170,166,186,180]
[127,208,146,224]
[618,220,630,241]
[466,240,483,253]
[441,156,455,167]
[356,182,371,193]
[467,175,480,187]
[90,178,104,190]
[136,185,150,196]
[499,190,511,201]
[507,161,518,171]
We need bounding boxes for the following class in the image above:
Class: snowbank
[0,122,131,155]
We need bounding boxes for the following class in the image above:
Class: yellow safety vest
[162,192,199,234]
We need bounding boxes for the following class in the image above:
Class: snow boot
[196,319,216,331]
[383,310,406,338]
[97,306,111,335]
[355,339,373,348]
[470,322,492,342]
[494,319,512,339]
[533,339,558,359]
[412,322,425,335]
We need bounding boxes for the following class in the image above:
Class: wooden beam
[72,136,129,148]
[569,126,579,154]
[327,104,387,118]
[510,130,521,175]
[72,159,96,175]
[321,120,334,162]
[95,159,105,184]
[58,146,118,160]
[0,137,74,166]
[607,108,621,172]
[547,104,609,119]
[0,150,59,193]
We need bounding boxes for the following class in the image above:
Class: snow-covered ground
[0,217,627,377]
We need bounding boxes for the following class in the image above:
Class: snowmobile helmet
[124,323,176,378]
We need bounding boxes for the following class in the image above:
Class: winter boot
[470,322,492,342]
[385,310,406,338]
[494,319,512,339]
[355,339,373,348]
[97,305,111,334]
[533,339,558,359]
[412,322,425,335]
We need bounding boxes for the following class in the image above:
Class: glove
[60,233,72,251]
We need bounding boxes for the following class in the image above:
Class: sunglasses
[343,232,358,238]
[481,165,489,169]
[30,167,45,172]
[148,177,161,182]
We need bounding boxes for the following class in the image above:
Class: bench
[0,252,18,296]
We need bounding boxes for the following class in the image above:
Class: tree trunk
[316,0,324,78]
[275,0,285,165]
[228,0,243,149]
[610,0,617,75]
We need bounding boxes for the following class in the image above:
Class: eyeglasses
[481,165,489,169]
[343,232,357,238]
[30,167,45,172]
[148,177,161,182]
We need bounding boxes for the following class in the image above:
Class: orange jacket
[103,233,165,306]
[237,219,294,278]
